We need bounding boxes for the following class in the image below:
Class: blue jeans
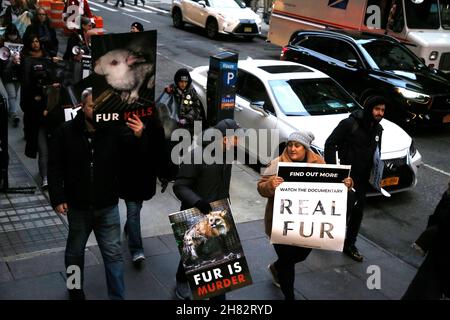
[65,205,125,300]
[124,200,144,256]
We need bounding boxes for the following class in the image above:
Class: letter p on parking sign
[220,62,237,86]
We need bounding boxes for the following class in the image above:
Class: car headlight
[409,140,417,158]
[395,87,430,104]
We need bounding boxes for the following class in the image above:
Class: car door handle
[328,61,337,66]
[235,105,243,111]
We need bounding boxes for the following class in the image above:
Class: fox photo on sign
[271,163,351,252]
[169,199,252,300]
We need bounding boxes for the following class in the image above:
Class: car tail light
[280,47,289,60]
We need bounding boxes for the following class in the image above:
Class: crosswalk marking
[89,2,119,12]
[122,12,151,23]
[91,7,99,12]
[89,1,166,14]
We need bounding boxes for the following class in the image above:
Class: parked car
[281,30,450,127]
[171,0,262,40]
[191,59,423,195]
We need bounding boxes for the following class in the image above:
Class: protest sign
[271,163,351,252]
[169,199,252,300]
[90,30,156,126]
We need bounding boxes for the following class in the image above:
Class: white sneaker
[132,252,146,263]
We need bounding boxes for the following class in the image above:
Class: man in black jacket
[324,97,385,262]
[48,88,144,300]
[172,118,243,300]
[119,113,169,266]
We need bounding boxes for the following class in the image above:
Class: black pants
[345,188,366,247]
[176,260,226,300]
[402,253,443,300]
[273,244,312,300]
[115,0,124,6]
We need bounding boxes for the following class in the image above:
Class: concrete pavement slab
[0,262,12,283]
[344,257,417,300]
[294,267,389,300]
[226,280,289,300]
[7,249,99,280]
[0,273,67,300]
[142,251,180,297]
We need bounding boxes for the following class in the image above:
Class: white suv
[171,0,262,40]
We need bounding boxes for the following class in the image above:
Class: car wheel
[172,9,184,28]
[243,35,255,41]
[206,19,218,39]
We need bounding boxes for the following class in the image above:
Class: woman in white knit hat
[257,130,353,300]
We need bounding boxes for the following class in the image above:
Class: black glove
[195,200,212,215]
[159,178,168,193]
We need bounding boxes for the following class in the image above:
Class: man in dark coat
[402,181,450,300]
[324,96,385,262]
[119,112,169,266]
[172,118,243,300]
[48,88,144,300]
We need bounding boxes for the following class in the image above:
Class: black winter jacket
[324,109,383,190]
[173,143,232,210]
[48,110,143,210]
[118,115,169,201]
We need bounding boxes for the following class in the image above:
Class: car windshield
[269,78,360,116]
[208,0,243,9]
[358,39,426,71]
[405,0,440,29]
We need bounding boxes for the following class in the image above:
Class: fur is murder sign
[169,199,252,300]
[271,163,351,252]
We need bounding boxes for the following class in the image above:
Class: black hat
[131,22,144,32]
[214,119,244,136]
[174,68,192,86]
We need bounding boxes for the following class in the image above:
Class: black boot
[343,244,364,262]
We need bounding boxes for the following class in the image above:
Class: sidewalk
[0,117,418,300]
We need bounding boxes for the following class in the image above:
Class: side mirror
[198,0,206,7]
[250,101,269,117]
[345,59,359,68]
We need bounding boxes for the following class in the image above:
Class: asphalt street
[64,1,450,268]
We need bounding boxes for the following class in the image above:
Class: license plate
[244,27,252,32]
[443,114,450,123]
[381,177,399,187]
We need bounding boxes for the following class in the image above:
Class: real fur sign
[169,199,252,300]
[271,163,351,252]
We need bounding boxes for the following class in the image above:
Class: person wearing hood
[172,118,243,300]
[324,96,385,262]
[165,68,205,136]
[258,131,353,300]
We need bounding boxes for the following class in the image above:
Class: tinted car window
[358,39,425,71]
[295,36,359,63]
[294,36,334,56]
[269,78,360,116]
[327,40,359,63]
[237,71,274,113]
